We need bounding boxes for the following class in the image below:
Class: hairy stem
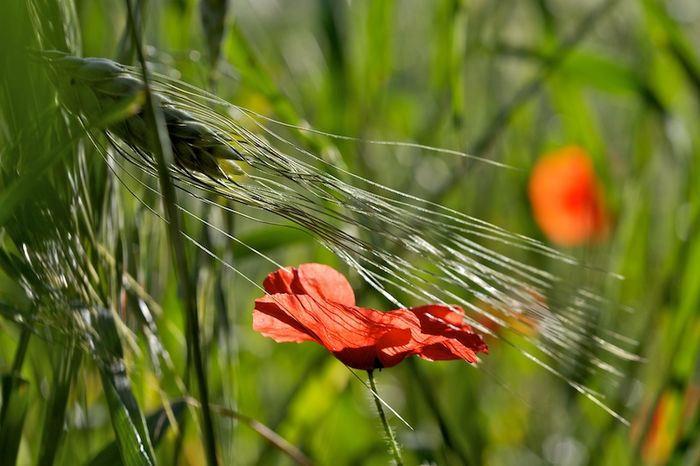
[367,370,403,466]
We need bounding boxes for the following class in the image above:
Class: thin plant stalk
[367,370,403,466]
[0,328,31,426]
[124,0,219,464]
[184,397,312,466]
[10,328,31,376]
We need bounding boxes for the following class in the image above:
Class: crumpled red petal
[253,264,488,370]
[263,263,355,306]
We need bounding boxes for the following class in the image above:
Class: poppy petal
[373,327,416,368]
[383,308,487,363]
[253,296,316,343]
[334,328,413,370]
[262,266,296,294]
[295,263,356,306]
[409,304,469,332]
[254,293,414,369]
[262,263,356,306]
[255,294,384,346]
[417,340,479,362]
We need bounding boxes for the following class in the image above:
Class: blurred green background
[1,0,700,465]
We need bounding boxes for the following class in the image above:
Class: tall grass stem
[124,1,219,464]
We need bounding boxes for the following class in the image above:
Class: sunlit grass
[1,0,699,465]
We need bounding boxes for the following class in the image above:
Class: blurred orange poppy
[474,289,545,341]
[632,391,680,465]
[528,146,609,246]
[253,263,488,370]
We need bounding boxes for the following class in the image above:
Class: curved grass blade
[0,328,31,466]
[38,344,82,466]
[124,0,219,463]
[86,400,187,466]
[185,397,313,466]
[0,375,30,466]
[92,307,155,466]
[199,0,229,79]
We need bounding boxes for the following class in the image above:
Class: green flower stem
[367,370,403,466]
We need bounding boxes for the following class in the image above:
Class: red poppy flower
[528,146,609,246]
[253,263,488,370]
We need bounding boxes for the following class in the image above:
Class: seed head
[48,54,245,180]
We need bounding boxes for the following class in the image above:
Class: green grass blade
[0,375,30,466]
[124,0,219,463]
[86,400,187,466]
[38,344,82,466]
[200,0,228,78]
[100,375,155,466]
[94,307,156,466]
